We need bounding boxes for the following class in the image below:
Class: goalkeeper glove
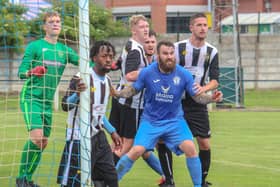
[28,66,47,77]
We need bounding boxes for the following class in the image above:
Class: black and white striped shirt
[117,38,148,109]
[62,69,113,140]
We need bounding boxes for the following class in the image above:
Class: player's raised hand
[28,66,47,77]
[74,78,86,95]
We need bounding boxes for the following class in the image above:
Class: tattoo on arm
[116,86,138,98]
[192,93,213,105]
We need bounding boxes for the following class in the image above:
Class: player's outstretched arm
[192,90,223,104]
[112,85,138,98]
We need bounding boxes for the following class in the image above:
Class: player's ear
[93,56,98,63]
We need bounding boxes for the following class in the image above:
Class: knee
[31,137,48,150]
[142,151,151,160]
[179,140,197,157]
[197,138,210,150]
[30,129,48,150]
[128,146,145,160]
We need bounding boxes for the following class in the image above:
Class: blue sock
[186,157,202,186]
[143,152,163,176]
[116,155,134,180]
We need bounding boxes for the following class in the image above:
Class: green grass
[0,89,280,186]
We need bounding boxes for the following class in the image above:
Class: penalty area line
[213,159,280,172]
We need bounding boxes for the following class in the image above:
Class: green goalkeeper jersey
[18,39,79,104]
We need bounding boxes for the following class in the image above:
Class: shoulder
[56,42,68,49]
[174,40,189,55]
[140,62,155,75]
[26,39,43,47]
[205,42,218,54]
[176,64,192,76]
[105,74,112,82]
[174,39,189,47]
[124,40,132,52]
[130,39,143,51]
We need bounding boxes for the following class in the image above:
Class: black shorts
[109,98,143,138]
[57,131,118,187]
[184,111,211,138]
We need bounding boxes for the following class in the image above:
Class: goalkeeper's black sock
[157,143,174,185]
[199,149,211,184]
[113,153,120,165]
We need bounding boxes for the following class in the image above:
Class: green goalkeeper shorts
[20,99,53,137]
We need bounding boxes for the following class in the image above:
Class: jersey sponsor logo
[153,79,160,83]
[43,60,64,67]
[155,86,173,103]
[92,104,106,116]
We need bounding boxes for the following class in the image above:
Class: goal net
[0,0,91,186]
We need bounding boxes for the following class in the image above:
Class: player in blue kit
[112,40,222,187]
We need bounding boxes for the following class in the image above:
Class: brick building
[105,0,280,34]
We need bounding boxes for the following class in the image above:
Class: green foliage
[0,0,30,53]
[28,1,129,42]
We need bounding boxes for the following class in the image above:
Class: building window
[115,14,151,26]
[167,16,190,33]
[240,25,248,33]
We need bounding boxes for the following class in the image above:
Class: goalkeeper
[57,40,122,187]
[16,11,79,187]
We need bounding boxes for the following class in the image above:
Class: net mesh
[0,0,90,186]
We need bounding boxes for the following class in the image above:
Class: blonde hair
[43,11,60,23]
[129,15,148,29]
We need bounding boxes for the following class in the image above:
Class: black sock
[157,143,174,185]
[199,149,211,184]
[113,153,120,165]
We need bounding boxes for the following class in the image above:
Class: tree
[0,0,30,91]
[29,1,129,42]
[0,0,30,53]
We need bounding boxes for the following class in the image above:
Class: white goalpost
[78,0,92,186]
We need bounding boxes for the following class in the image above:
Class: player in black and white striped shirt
[109,15,164,181]
[57,41,122,187]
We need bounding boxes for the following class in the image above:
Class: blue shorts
[134,118,194,155]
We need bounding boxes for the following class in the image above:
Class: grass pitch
[0,89,279,186]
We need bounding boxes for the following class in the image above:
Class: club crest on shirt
[58,51,64,58]
[205,53,210,62]
[173,76,180,85]
[91,86,96,92]
[181,49,187,56]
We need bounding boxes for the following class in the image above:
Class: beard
[158,57,176,73]
[101,67,111,73]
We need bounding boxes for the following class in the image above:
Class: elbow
[125,74,136,82]
[61,102,70,111]
[125,71,138,82]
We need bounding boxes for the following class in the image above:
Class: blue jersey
[133,62,196,122]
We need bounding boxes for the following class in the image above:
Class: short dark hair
[149,29,157,37]
[156,40,174,53]
[90,40,116,59]
[190,13,207,25]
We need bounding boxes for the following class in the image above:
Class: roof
[221,12,280,25]
[10,0,52,20]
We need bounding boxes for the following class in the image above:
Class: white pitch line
[213,159,280,172]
